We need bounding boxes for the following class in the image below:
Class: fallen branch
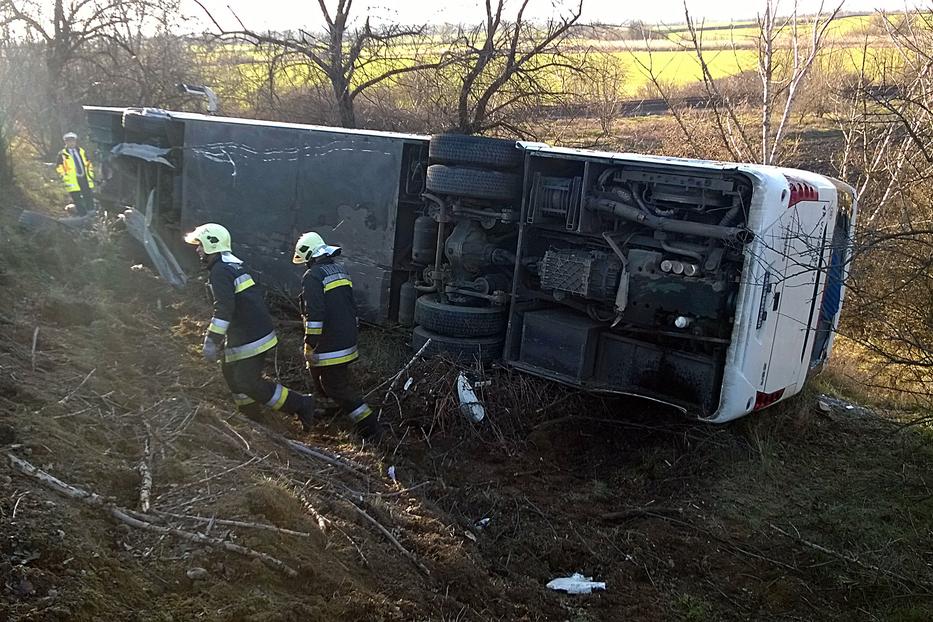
[365,337,432,399]
[30,327,39,371]
[601,506,684,522]
[59,368,96,405]
[382,338,432,404]
[769,523,929,590]
[284,439,366,475]
[533,388,585,414]
[167,405,200,443]
[289,484,331,533]
[235,415,368,477]
[113,507,298,576]
[153,510,316,538]
[8,453,297,577]
[220,417,251,452]
[9,453,109,506]
[342,494,430,576]
[615,507,799,572]
[138,420,154,513]
[372,480,432,498]
[154,455,264,502]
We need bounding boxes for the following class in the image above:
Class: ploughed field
[1,200,931,621]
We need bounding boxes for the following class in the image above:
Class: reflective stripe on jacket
[300,258,359,367]
[55,147,95,192]
[206,256,277,363]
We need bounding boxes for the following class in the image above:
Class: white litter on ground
[546,573,606,594]
[456,372,485,422]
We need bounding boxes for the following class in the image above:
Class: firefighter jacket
[205,254,278,363]
[300,257,359,367]
[55,147,95,192]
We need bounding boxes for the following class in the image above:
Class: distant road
[537,96,716,119]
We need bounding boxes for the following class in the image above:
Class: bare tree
[569,50,625,138]
[756,0,842,164]
[194,0,443,128]
[442,0,585,135]
[90,6,199,109]
[829,8,933,404]
[0,111,11,184]
[0,0,180,155]
[637,0,841,164]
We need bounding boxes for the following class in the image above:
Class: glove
[203,336,222,363]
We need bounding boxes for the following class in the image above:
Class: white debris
[186,567,208,580]
[546,573,606,594]
[457,372,485,422]
[387,465,397,482]
[403,377,414,391]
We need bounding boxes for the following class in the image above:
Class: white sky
[182,0,919,31]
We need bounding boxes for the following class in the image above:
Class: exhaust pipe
[587,196,754,244]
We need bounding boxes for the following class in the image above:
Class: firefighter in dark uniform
[185,223,315,429]
[292,231,383,442]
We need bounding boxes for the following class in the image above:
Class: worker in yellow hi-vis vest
[55,132,95,216]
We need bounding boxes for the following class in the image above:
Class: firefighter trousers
[309,362,372,423]
[222,349,305,415]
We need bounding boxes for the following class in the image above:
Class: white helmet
[63,132,77,140]
[293,231,340,264]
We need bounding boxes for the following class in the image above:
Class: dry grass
[815,336,933,413]
[2,132,933,621]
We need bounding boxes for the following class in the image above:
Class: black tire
[414,294,508,338]
[411,326,503,364]
[426,165,520,202]
[429,134,522,170]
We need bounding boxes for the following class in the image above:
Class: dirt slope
[1,200,931,622]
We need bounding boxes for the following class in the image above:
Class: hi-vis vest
[56,147,95,192]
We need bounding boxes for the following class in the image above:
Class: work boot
[295,394,316,433]
[238,402,263,421]
[315,397,341,419]
[354,414,385,445]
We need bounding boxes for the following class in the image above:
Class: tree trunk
[331,76,356,128]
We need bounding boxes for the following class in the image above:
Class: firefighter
[55,132,95,216]
[292,232,383,442]
[185,223,315,430]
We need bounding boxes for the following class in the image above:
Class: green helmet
[293,231,340,264]
[184,223,231,255]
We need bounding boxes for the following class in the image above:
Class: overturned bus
[85,106,857,423]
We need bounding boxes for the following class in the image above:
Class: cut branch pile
[7,453,299,576]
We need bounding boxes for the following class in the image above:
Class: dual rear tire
[411,134,518,363]
[411,294,506,364]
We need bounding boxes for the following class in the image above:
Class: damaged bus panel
[85,106,856,423]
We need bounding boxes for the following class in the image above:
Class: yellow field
[612,49,758,95]
[194,12,913,104]
[659,13,875,44]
